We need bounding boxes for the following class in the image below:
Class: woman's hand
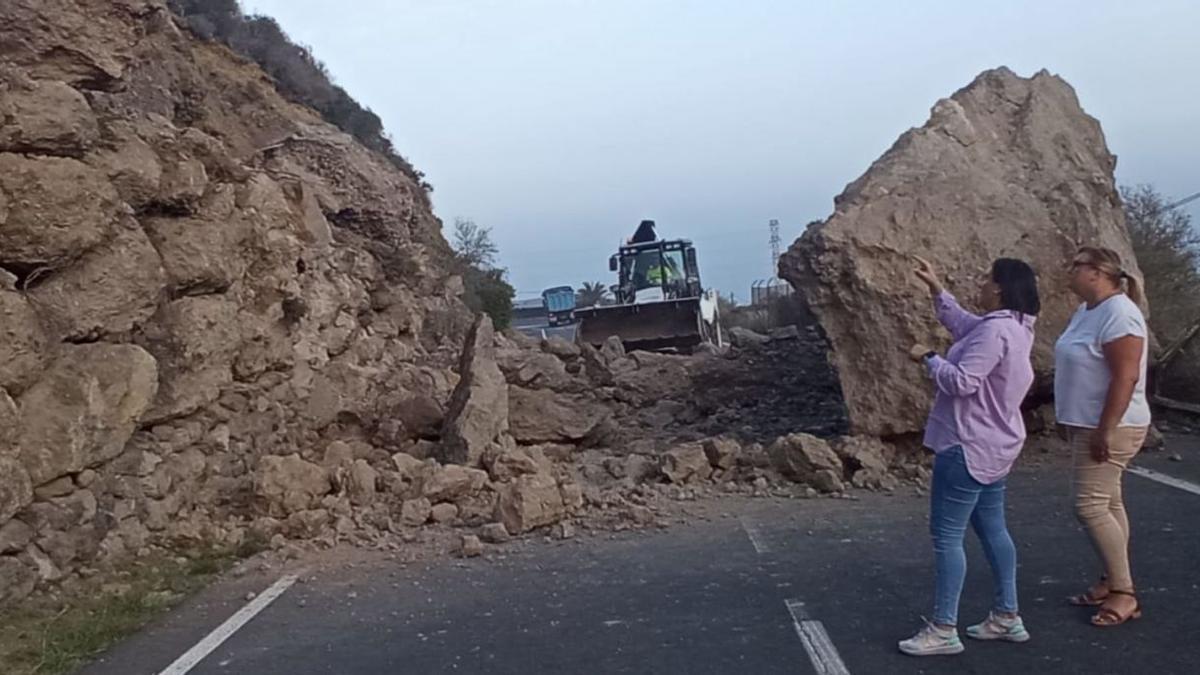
[909,343,933,363]
[913,256,944,296]
[1089,428,1113,463]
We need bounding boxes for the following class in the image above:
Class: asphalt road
[84,435,1200,675]
[512,317,576,342]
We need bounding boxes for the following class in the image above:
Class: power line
[1166,191,1200,210]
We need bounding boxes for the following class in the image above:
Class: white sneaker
[965,611,1030,642]
[898,619,964,656]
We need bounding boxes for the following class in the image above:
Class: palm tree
[576,281,610,307]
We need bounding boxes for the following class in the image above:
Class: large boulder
[29,221,166,341]
[438,316,508,466]
[0,154,122,268]
[779,68,1142,436]
[0,73,99,155]
[16,344,159,486]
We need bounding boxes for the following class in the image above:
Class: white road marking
[785,599,850,675]
[740,518,771,554]
[158,572,300,675]
[1127,465,1200,496]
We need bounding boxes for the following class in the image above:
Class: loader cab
[609,239,701,304]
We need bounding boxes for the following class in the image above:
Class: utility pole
[769,219,781,275]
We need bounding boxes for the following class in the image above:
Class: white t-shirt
[1054,294,1151,428]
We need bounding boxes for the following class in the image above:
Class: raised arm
[934,291,984,342]
[925,322,1006,397]
[914,256,983,340]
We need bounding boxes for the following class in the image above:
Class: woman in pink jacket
[899,257,1040,657]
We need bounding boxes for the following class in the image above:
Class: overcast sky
[244,0,1199,302]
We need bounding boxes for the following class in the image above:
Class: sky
[243,0,1199,303]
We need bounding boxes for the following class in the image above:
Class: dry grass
[0,546,251,675]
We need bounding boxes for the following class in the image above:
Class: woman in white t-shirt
[1054,246,1150,628]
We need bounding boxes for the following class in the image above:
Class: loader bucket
[576,299,703,352]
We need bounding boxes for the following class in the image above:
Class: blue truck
[541,286,577,327]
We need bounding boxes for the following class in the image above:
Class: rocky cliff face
[780,68,1143,437]
[0,0,471,604]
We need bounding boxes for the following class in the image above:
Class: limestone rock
[779,68,1143,436]
[0,555,38,607]
[346,460,378,507]
[0,458,33,525]
[254,455,333,516]
[16,344,158,485]
[142,215,249,296]
[661,443,713,484]
[430,503,459,524]
[421,465,489,504]
[703,437,741,471]
[399,498,432,526]
[139,295,239,423]
[495,473,567,534]
[833,436,894,489]
[478,522,511,544]
[0,154,122,267]
[29,221,166,341]
[437,316,508,466]
[507,387,608,444]
[767,433,843,484]
[0,75,99,156]
[459,534,483,558]
[0,519,34,554]
[0,292,46,395]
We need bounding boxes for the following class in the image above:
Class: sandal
[1068,575,1109,607]
[1091,590,1142,627]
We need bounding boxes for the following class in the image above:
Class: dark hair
[992,258,1040,316]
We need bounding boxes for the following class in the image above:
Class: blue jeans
[930,446,1019,626]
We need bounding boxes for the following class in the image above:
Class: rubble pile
[0,0,919,609]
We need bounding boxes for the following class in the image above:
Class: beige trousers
[1066,426,1149,592]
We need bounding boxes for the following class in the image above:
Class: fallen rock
[399,498,432,526]
[703,437,741,470]
[459,534,483,558]
[478,522,511,544]
[0,519,34,554]
[0,154,121,267]
[833,436,893,489]
[0,555,38,607]
[430,503,459,524]
[661,443,713,484]
[346,460,378,507]
[507,387,608,444]
[811,469,845,494]
[421,465,489,504]
[0,458,33,525]
[254,455,334,516]
[728,327,770,348]
[767,433,843,484]
[541,337,581,360]
[495,473,567,534]
[438,316,508,466]
[29,221,167,341]
[16,344,158,486]
[779,68,1143,436]
[0,292,47,395]
[0,75,99,155]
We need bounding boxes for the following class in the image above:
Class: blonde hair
[1075,246,1145,307]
